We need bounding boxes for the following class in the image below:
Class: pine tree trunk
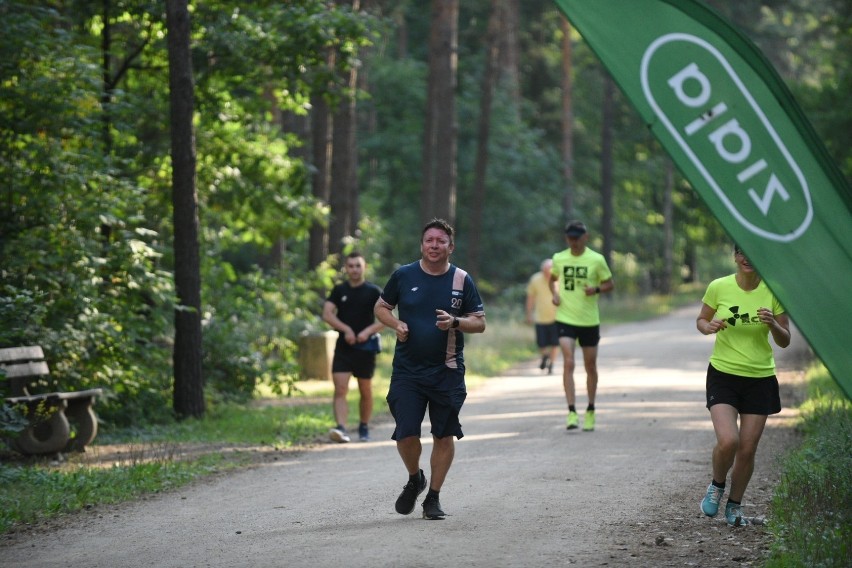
[166,0,204,419]
[600,73,615,267]
[561,15,575,220]
[330,67,359,255]
[309,86,332,268]
[661,159,675,294]
[468,0,503,278]
[422,0,458,225]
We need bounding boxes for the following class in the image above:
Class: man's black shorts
[535,323,559,348]
[386,369,467,441]
[705,364,781,415]
[332,346,376,379]
[556,322,601,347]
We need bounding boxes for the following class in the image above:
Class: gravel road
[0,303,809,567]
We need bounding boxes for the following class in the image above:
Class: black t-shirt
[326,281,382,347]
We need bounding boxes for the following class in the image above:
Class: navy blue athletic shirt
[379,261,485,379]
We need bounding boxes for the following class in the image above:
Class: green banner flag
[554,0,852,397]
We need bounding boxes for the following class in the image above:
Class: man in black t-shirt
[322,252,384,442]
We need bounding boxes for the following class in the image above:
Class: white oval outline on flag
[640,33,813,242]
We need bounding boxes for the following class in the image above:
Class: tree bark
[600,73,614,267]
[330,72,358,255]
[308,56,333,269]
[101,0,113,153]
[421,0,458,226]
[499,0,520,104]
[560,15,575,220]
[468,0,503,278]
[328,0,361,256]
[661,158,675,294]
[166,0,204,419]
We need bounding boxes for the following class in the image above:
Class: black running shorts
[556,322,601,347]
[331,347,376,379]
[535,323,559,348]
[705,364,781,415]
[386,369,467,441]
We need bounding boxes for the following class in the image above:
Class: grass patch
[0,451,239,533]
[765,364,851,567]
[120,403,334,448]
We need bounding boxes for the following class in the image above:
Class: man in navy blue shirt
[375,218,486,520]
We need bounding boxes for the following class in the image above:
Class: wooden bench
[1,346,103,455]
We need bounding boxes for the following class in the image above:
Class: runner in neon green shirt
[702,275,784,377]
[696,244,790,527]
[550,221,614,432]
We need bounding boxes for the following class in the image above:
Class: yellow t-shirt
[526,271,557,324]
[551,247,612,326]
[702,275,785,377]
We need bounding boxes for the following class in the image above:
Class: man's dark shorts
[386,368,467,441]
[705,364,781,415]
[535,323,559,348]
[332,346,376,379]
[556,322,601,347]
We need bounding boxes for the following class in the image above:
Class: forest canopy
[1,0,848,425]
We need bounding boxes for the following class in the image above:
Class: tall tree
[600,72,614,266]
[499,0,521,103]
[329,1,361,256]
[166,0,204,419]
[661,158,675,294]
[468,0,504,278]
[101,0,113,152]
[421,0,459,225]
[309,88,333,269]
[329,83,357,256]
[560,15,575,220]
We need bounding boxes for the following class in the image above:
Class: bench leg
[13,406,71,455]
[64,400,99,452]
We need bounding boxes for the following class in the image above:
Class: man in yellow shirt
[551,221,614,431]
[526,259,559,374]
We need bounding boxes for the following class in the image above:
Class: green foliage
[1,0,846,436]
[359,55,428,271]
[766,364,852,567]
[0,2,175,425]
[0,1,374,429]
[199,257,331,401]
[0,403,28,438]
[457,88,566,286]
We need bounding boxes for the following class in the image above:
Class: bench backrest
[0,346,49,397]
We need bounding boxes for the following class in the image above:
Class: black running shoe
[395,469,426,515]
[539,355,548,370]
[422,495,446,520]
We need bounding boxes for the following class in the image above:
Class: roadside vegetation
[765,364,851,568]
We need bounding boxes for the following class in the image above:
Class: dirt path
[0,304,809,567]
